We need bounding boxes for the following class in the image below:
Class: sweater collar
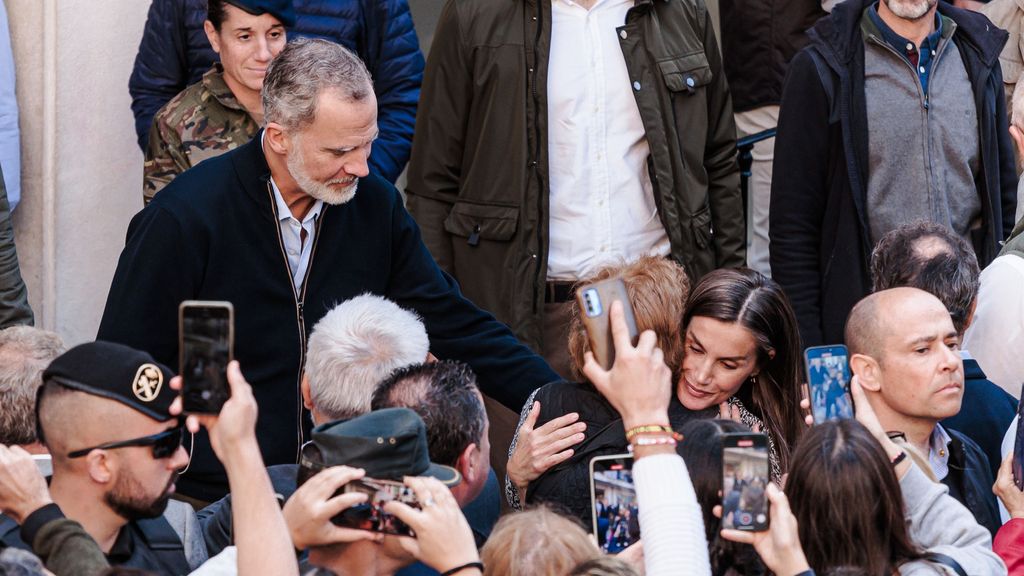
[810,0,1006,67]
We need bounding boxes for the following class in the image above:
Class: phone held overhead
[179,301,234,414]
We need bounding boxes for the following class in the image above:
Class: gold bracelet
[625,424,675,441]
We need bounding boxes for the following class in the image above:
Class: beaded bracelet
[630,435,678,447]
[625,424,679,441]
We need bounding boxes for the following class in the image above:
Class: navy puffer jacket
[129,0,423,183]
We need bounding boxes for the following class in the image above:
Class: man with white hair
[301,293,429,423]
[98,38,558,503]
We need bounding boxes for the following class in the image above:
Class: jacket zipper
[265,180,324,462]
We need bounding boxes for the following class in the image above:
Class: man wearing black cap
[288,408,481,576]
[0,341,198,574]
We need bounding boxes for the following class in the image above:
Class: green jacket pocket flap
[658,52,713,93]
[444,202,519,242]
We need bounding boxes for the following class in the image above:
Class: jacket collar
[230,129,275,212]
[810,0,1006,67]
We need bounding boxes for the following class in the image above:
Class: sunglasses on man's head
[67,426,185,459]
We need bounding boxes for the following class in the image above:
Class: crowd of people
[2,0,1024,573]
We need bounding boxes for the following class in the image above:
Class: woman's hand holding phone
[582,300,672,432]
[720,484,810,575]
[384,477,481,575]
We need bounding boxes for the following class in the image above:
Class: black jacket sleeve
[129,0,190,151]
[770,49,833,347]
[97,204,202,368]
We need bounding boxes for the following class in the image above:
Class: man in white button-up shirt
[407,0,744,381]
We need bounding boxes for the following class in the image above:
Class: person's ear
[300,375,313,411]
[86,450,114,485]
[457,442,480,486]
[265,123,290,155]
[850,353,882,392]
[204,21,221,54]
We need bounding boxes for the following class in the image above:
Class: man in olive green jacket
[405,0,744,370]
[0,163,32,329]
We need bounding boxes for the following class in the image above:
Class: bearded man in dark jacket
[100,39,557,503]
[770,0,1018,347]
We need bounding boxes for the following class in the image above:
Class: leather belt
[545,281,577,304]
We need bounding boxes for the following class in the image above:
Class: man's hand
[507,403,586,494]
[720,484,810,576]
[384,477,480,575]
[994,454,1024,520]
[169,361,259,467]
[581,300,672,431]
[282,466,381,550]
[0,445,53,524]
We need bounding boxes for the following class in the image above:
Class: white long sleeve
[633,453,712,576]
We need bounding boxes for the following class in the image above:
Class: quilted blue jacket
[128,0,423,182]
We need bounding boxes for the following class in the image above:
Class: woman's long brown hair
[682,267,804,472]
[786,420,922,575]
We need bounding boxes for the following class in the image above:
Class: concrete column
[8,0,149,344]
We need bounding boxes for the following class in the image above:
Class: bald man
[846,288,1000,536]
[0,342,203,573]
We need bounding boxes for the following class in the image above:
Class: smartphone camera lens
[582,289,603,318]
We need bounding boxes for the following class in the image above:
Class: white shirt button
[919,66,926,74]
[906,42,914,51]
[633,81,641,90]
[619,30,627,39]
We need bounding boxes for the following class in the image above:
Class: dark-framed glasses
[67,425,185,459]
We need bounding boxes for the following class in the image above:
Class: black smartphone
[804,345,854,424]
[178,301,234,414]
[576,278,639,370]
[339,477,420,536]
[721,433,770,532]
[589,453,638,553]
[1014,404,1024,490]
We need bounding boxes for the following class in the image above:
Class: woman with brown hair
[722,379,1005,576]
[505,263,804,522]
[676,267,805,478]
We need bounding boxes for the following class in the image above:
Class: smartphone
[576,278,639,370]
[804,345,854,424]
[179,301,234,414]
[338,477,420,536]
[721,433,770,532]
[589,453,638,553]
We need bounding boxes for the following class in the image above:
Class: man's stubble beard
[287,139,358,206]
[105,472,174,521]
[882,0,936,21]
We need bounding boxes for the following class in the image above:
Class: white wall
[8,0,149,345]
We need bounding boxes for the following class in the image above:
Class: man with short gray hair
[98,38,558,502]
[302,293,429,422]
[0,326,64,451]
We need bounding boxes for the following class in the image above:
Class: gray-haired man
[98,38,558,503]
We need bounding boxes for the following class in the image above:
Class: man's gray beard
[105,473,173,521]
[287,146,358,206]
[883,0,935,21]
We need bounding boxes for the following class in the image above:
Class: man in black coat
[771,0,1017,347]
[98,38,557,502]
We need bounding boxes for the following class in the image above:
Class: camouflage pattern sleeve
[143,103,191,204]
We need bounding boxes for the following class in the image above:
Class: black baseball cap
[41,341,177,422]
[225,0,296,27]
[303,408,460,486]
